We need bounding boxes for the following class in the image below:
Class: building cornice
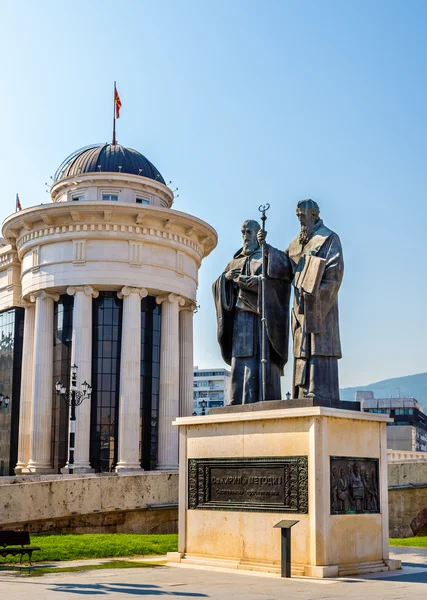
[2,202,217,261]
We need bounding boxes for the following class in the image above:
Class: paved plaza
[0,548,427,600]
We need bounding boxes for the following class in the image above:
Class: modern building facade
[358,391,427,452]
[193,366,230,415]
[0,142,217,475]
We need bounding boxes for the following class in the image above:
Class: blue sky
[1,0,426,392]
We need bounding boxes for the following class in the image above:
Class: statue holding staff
[258,199,344,401]
[212,218,291,405]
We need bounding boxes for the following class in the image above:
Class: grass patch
[390,536,427,548]
[28,560,165,577]
[0,533,178,564]
[0,560,165,577]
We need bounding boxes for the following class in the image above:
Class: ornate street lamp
[200,399,208,416]
[0,393,10,411]
[55,364,92,475]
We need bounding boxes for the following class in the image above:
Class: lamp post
[200,399,208,416]
[0,394,10,411]
[286,392,291,401]
[55,364,92,475]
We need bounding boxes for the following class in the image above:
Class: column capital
[155,293,185,307]
[22,298,35,310]
[117,286,148,299]
[29,290,60,303]
[67,285,99,298]
[180,301,197,313]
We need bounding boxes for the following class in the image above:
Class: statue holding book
[258,199,344,401]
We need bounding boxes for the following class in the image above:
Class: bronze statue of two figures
[213,199,344,406]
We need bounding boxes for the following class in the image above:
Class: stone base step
[338,560,390,576]
[182,555,241,570]
[177,555,400,578]
[182,555,304,577]
[339,560,386,569]
[239,558,279,572]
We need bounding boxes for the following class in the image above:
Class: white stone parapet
[2,202,217,303]
[387,450,427,462]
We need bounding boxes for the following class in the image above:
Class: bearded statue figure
[258,199,344,401]
[213,220,291,405]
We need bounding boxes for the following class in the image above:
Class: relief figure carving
[331,457,379,515]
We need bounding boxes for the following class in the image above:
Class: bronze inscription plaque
[188,457,308,513]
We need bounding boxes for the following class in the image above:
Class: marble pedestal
[168,405,401,578]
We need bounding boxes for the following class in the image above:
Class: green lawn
[390,536,427,548]
[0,533,178,564]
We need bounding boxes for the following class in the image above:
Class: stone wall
[0,472,178,534]
[2,459,427,540]
[388,461,427,538]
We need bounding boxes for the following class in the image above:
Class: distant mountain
[340,372,427,411]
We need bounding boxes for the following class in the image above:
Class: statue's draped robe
[213,247,291,405]
[265,220,344,401]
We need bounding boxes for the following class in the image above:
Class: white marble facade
[0,144,217,474]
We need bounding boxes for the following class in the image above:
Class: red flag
[114,85,122,119]
[16,194,22,211]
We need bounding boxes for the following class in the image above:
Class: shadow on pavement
[46,582,208,596]
[366,571,427,584]
[401,561,427,569]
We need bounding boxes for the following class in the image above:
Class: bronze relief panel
[330,457,380,515]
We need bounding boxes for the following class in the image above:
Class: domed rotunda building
[0,141,217,476]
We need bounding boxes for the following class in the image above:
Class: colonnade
[15,286,195,474]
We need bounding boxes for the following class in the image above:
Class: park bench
[0,531,40,565]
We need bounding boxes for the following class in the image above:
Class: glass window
[90,292,123,473]
[72,195,84,201]
[51,296,74,472]
[0,308,24,476]
[102,194,119,201]
[136,198,149,205]
[140,297,162,470]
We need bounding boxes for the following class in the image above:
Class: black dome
[54,143,165,184]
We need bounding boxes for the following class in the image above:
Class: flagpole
[112,81,116,146]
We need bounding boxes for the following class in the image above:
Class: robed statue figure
[258,199,344,401]
[213,220,291,405]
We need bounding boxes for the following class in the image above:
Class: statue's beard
[243,242,258,255]
[299,223,316,246]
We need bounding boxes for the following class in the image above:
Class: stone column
[115,286,148,472]
[15,301,35,474]
[156,293,185,470]
[27,290,59,473]
[308,416,329,567]
[179,305,195,417]
[64,285,99,472]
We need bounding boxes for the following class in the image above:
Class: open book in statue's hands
[298,254,326,296]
